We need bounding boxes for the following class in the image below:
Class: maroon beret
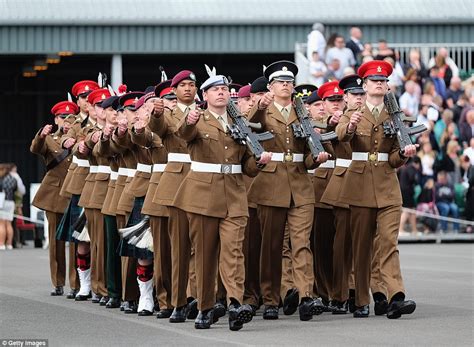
[237,85,251,98]
[171,70,197,88]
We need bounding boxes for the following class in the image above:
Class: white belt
[110,171,118,180]
[271,153,304,162]
[97,165,111,174]
[118,168,136,177]
[136,163,152,173]
[307,169,315,174]
[319,160,335,169]
[335,158,352,168]
[153,164,167,172]
[191,161,242,174]
[72,156,90,168]
[352,152,389,162]
[168,153,191,163]
[89,165,98,173]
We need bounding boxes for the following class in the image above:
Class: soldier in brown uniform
[336,60,417,319]
[30,101,78,296]
[174,72,272,330]
[248,61,329,321]
[149,70,198,323]
[309,81,344,310]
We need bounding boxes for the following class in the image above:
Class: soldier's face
[309,101,326,121]
[77,96,89,113]
[237,96,254,114]
[324,98,344,115]
[95,105,105,121]
[163,98,177,110]
[173,80,197,104]
[364,79,388,96]
[344,92,366,109]
[269,80,293,99]
[87,103,96,120]
[124,108,138,125]
[62,121,72,134]
[54,116,65,127]
[251,92,265,104]
[105,107,117,125]
[203,85,230,108]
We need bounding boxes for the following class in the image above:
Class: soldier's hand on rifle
[102,124,115,140]
[78,141,89,155]
[329,111,343,126]
[153,99,164,116]
[91,131,102,144]
[258,92,274,110]
[348,110,363,133]
[256,151,272,165]
[402,144,418,157]
[63,138,76,149]
[117,118,128,136]
[186,110,201,125]
[40,124,53,138]
[315,151,330,164]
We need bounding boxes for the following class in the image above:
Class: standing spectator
[374,39,395,60]
[308,51,327,87]
[434,54,454,89]
[306,23,326,60]
[435,171,460,233]
[403,49,428,81]
[399,80,420,118]
[463,138,474,164]
[460,155,473,233]
[405,69,422,100]
[418,142,437,184]
[416,178,439,234]
[459,109,474,144]
[325,35,355,80]
[9,164,25,213]
[428,47,459,78]
[345,27,364,64]
[398,157,422,235]
[428,67,447,100]
[0,164,18,250]
[324,33,339,55]
[445,76,464,109]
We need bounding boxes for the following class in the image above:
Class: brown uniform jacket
[335,104,407,208]
[148,107,191,206]
[30,129,71,213]
[247,103,317,208]
[172,109,259,218]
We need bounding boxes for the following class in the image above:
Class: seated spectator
[405,68,422,100]
[427,95,443,123]
[416,178,439,234]
[451,93,468,124]
[308,51,327,87]
[460,155,474,233]
[463,138,474,164]
[459,109,474,145]
[398,156,421,235]
[446,76,464,109]
[361,43,373,60]
[374,39,395,60]
[434,109,459,147]
[434,139,462,185]
[418,141,436,184]
[400,80,420,118]
[361,54,374,63]
[435,171,460,233]
[325,35,355,80]
[428,66,447,100]
[324,58,341,81]
[403,48,428,81]
[434,54,453,88]
[342,66,355,77]
[306,22,327,60]
[428,47,459,78]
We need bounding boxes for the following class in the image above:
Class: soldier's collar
[177,102,196,113]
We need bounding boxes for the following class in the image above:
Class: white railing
[295,42,474,85]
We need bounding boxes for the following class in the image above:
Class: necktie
[218,115,227,131]
[184,106,190,115]
[372,107,379,121]
[281,107,290,121]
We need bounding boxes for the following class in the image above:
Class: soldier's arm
[175,115,198,142]
[241,148,259,177]
[94,136,113,157]
[130,127,154,148]
[388,139,408,169]
[148,109,170,138]
[30,129,48,156]
[247,104,267,130]
[60,122,79,148]
[336,112,355,142]
[112,128,133,150]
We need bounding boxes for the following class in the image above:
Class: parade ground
[0,243,472,346]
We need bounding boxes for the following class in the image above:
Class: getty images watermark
[1,340,48,347]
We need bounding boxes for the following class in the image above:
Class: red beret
[170,70,196,88]
[237,85,251,98]
[317,81,343,99]
[51,101,79,116]
[357,60,393,80]
[71,80,100,98]
[87,88,111,106]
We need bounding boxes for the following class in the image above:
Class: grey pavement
[0,244,473,346]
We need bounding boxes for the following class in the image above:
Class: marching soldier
[336,60,417,318]
[248,61,329,321]
[30,101,78,296]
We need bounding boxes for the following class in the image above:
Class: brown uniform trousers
[149,106,196,308]
[336,105,407,306]
[173,109,259,311]
[280,223,295,300]
[248,104,317,306]
[30,129,78,290]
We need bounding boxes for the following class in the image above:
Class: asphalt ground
[0,244,473,346]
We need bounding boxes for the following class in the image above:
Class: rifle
[292,96,338,159]
[226,101,274,160]
[383,92,427,152]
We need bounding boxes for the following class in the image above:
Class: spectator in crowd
[418,141,437,184]
[435,171,460,233]
[434,109,458,147]
[405,68,422,100]
[434,139,462,185]
[428,47,459,78]
[398,156,422,235]
[400,80,420,118]
[428,66,447,100]
[459,109,474,144]
[463,138,474,164]
[361,54,374,63]
[434,54,454,89]
[426,95,443,123]
[345,26,364,64]
[403,49,428,82]
[306,22,326,60]
[325,34,355,80]
[385,56,405,97]
[361,43,373,61]
[324,58,341,81]
[416,178,439,234]
[324,33,339,55]
[451,93,468,124]
[342,66,356,76]
[308,51,327,87]
[374,39,395,60]
[0,163,18,250]
[460,155,473,233]
[446,76,464,109]
[9,163,25,211]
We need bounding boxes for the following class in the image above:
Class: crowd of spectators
[306,24,474,234]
